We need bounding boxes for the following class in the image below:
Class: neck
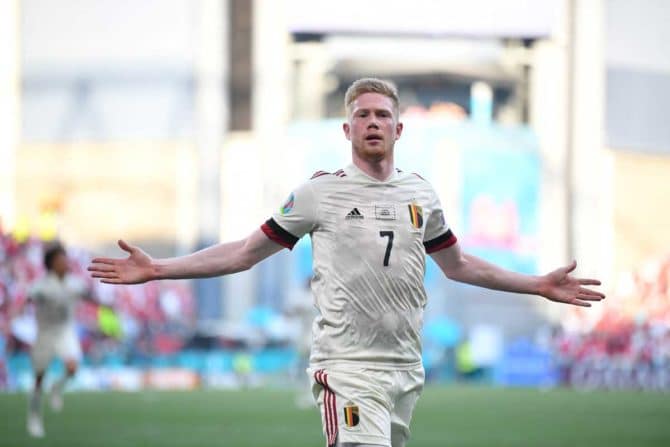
[351,152,395,181]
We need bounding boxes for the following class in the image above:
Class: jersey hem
[309,359,423,371]
[337,432,390,447]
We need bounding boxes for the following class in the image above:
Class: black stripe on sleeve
[261,218,300,250]
[423,229,457,254]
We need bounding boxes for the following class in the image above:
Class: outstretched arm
[430,242,605,307]
[88,228,283,284]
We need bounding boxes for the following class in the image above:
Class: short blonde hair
[344,78,399,117]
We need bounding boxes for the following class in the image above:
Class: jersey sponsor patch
[374,204,396,220]
[280,192,295,215]
[343,403,360,427]
[408,203,424,229]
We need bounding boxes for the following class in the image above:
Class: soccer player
[21,243,90,437]
[88,78,605,447]
[286,277,318,408]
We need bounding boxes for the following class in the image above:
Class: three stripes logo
[408,203,423,229]
[345,208,364,220]
[343,403,360,427]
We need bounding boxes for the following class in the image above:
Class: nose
[367,120,379,129]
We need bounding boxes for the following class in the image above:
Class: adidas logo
[345,208,364,220]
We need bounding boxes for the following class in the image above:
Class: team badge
[343,403,359,427]
[280,192,295,215]
[408,203,423,229]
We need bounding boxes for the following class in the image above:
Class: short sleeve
[27,281,43,301]
[260,181,318,250]
[422,188,457,254]
[66,275,88,299]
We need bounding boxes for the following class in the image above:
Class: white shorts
[31,329,82,373]
[308,365,424,447]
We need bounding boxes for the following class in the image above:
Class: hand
[539,261,605,307]
[88,240,155,284]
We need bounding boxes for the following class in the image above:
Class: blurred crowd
[549,255,670,390]
[3,223,670,391]
[0,229,195,370]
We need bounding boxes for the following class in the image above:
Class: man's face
[51,253,69,277]
[343,92,403,163]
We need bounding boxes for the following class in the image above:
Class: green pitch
[1,386,669,446]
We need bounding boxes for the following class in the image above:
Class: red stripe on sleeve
[425,234,457,254]
[260,222,294,249]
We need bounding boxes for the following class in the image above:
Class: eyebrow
[354,107,392,114]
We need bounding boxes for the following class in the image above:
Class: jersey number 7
[379,231,394,266]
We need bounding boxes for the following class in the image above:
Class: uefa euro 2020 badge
[280,192,295,215]
[343,402,360,428]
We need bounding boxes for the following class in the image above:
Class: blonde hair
[344,78,399,117]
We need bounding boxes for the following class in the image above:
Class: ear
[395,121,404,140]
[343,122,351,140]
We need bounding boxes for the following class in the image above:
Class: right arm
[90,178,318,285]
[88,228,284,284]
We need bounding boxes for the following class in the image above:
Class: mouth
[365,135,383,143]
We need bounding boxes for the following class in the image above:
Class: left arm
[430,242,605,307]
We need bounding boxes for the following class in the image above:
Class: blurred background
[1,0,669,398]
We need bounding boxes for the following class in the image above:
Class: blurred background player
[17,242,91,437]
[285,276,316,408]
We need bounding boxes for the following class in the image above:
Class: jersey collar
[346,163,399,183]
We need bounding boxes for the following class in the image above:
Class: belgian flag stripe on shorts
[314,369,338,447]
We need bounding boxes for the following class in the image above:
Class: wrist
[535,275,549,297]
[150,260,164,281]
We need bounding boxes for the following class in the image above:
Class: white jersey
[261,163,457,369]
[28,273,86,335]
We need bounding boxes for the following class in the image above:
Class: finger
[88,264,116,273]
[564,260,577,274]
[578,278,601,286]
[101,278,125,284]
[91,272,119,279]
[118,239,134,254]
[579,287,605,298]
[568,299,591,308]
[577,293,604,301]
[90,258,118,265]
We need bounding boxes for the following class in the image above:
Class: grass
[1,386,669,446]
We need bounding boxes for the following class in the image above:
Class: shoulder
[28,277,48,299]
[306,169,348,192]
[396,169,439,199]
[65,275,86,292]
[395,168,431,185]
[309,169,347,180]
[31,276,48,290]
[280,169,346,209]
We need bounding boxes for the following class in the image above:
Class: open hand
[539,261,605,307]
[88,240,155,284]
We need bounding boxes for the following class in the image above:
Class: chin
[359,146,387,162]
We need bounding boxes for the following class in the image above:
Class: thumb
[564,260,577,274]
[118,239,135,254]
